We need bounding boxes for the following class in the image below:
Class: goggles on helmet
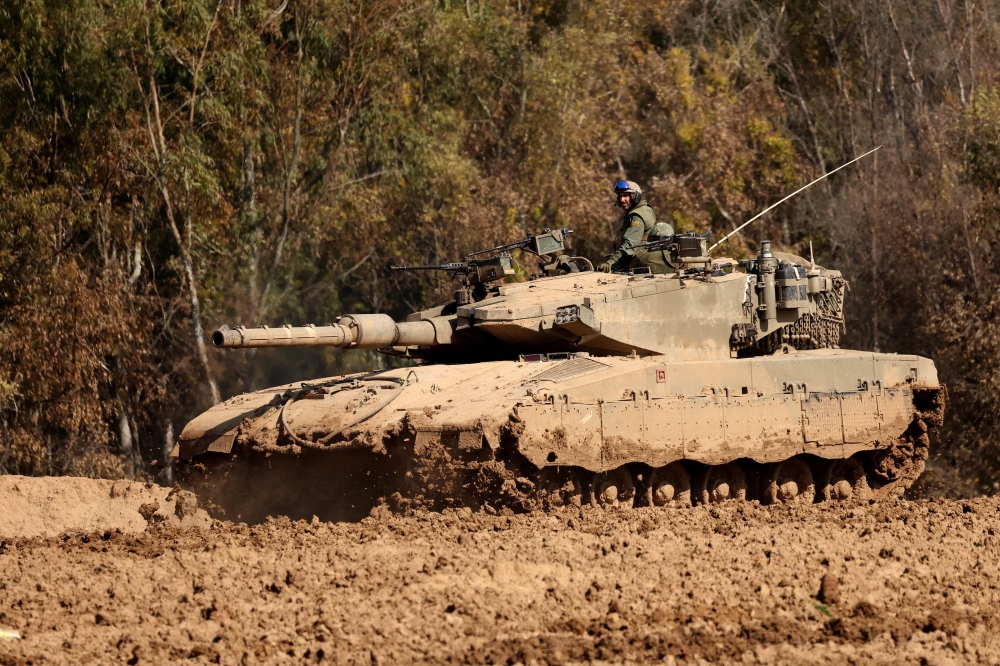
[613,179,630,194]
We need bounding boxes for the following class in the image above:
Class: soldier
[597,180,663,273]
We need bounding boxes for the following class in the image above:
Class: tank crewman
[597,180,658,273]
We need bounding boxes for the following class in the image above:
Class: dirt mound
[1,484,999,663]
[0,476,210,538]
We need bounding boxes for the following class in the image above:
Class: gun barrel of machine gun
[391,253,516,287]
[389,262,470,272]
[466,227,573,257]
[631,237,675,252]
[631,231,707,252]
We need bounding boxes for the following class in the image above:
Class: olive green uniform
[642,244,675,274]
[640,221,676,274]
[607,201,660,272]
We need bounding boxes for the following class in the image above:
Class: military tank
[174,223,945,522]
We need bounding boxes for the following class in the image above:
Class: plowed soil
[1,477,999,665]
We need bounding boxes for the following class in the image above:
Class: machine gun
[390,254,515,304]
[631,230,714,272]
[468,226,592,277]
[390,227,592,304]
[467,227,572,259]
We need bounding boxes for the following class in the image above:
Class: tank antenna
[809,240,815,268]
[709,146,881,253]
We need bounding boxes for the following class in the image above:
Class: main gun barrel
[213,314,451,349]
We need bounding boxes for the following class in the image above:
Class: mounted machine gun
[389,254,516,305]
[390,227,591,305]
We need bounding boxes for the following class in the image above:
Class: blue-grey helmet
[613,179,642,208]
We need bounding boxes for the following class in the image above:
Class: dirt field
[1,476,999,665]
[0,476,211,539]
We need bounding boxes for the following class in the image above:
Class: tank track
[177,386,946,522]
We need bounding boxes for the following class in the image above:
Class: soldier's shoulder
[630,203,656,222]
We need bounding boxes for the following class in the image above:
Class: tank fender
[176,391,283,458]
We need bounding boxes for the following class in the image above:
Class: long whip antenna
[709,146,881,252]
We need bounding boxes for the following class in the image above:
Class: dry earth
[0,477,210,539]
[1,476,999,665]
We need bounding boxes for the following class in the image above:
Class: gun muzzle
[213,314,448,349]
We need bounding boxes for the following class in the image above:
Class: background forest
[1,0,998,495]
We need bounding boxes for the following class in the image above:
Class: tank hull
[177,349,944,520]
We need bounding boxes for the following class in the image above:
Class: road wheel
[694,463,746,505]
[591,467,635,509]
[762,457,815,506]
[821,458,869,503]
[538,468,583,509]
[646,462,691,508]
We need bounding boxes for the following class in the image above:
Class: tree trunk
[143,44,220,405]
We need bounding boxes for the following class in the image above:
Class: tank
[175,234,946,522]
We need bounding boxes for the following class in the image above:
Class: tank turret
[211,238,846,364]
